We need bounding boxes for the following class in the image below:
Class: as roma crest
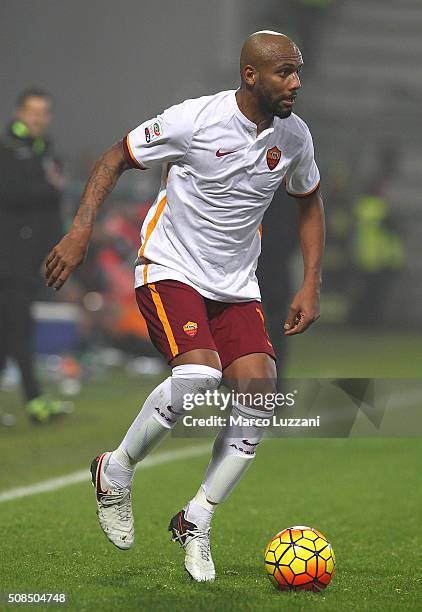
[183,321,198,337]
[266,146,281,170]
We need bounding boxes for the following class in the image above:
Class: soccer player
[45,31,325,582]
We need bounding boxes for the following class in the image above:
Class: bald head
[237,31,303,121]
[240,31,301,76]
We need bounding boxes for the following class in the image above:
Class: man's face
[254,51,303,119]
[15,96,52,138]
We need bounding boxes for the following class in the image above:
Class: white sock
[107,364,222,488]
[201,402,272,504]
[107,447,136,488]
[185,486,216,530]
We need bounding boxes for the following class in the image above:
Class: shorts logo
[266,146,281,170]
[183,321,198,337]
[145,120,162,144]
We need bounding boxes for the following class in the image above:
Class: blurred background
[1,0,421,427]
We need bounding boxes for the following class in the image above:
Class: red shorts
[135,280,276,370]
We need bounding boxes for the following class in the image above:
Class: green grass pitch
[0,331,420,611]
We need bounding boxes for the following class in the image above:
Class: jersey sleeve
[122,101,194,170]
[285,126,320,197]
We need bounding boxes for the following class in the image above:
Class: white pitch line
[0,444,211,505]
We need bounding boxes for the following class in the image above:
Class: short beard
[256,84,292,120]
[274,107,292,119]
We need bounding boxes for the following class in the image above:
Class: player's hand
[45,230,90,291]
[284,285,320,336]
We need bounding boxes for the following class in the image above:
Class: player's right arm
[45,141,131,290]
[46,100,194,291]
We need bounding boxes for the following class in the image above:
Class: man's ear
[243,65,257,87]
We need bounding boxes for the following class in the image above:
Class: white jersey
[123,89,320,302]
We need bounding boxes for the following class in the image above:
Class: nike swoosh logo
[216,148,238,157]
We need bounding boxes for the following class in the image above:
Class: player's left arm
[284,189,325,335]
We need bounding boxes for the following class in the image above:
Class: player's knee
[225,360,277,409]
[232,382,277,415]
[171,348,222,372]
[172,363,222,393]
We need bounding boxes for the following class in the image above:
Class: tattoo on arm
[74,143,130,231]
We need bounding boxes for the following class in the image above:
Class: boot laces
[100,489,131,522]
[186,526,211,561]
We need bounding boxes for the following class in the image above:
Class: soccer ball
[264,525,336,592]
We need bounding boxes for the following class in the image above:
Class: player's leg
[170,302,277,581]
[106,350,221,480]
[92,349,221,550]
[200,353,276,502]
[170,352,276,581]
[187,302,277,517]
[181,353,276,520]
[92,280,222,549]
[106,281,222,482]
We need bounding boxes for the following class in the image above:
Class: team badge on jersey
[266,146,281,170]
[183,321,198,337]
[145,120,162,144]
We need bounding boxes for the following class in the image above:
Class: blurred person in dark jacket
[0,88,70,422]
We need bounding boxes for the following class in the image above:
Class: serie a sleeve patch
[144,119,162,143]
